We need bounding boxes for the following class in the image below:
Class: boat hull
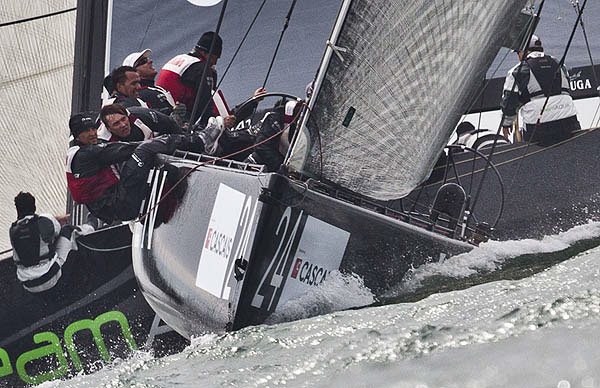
[132,159,472,337]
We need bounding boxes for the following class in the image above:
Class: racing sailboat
[130,0,533,337]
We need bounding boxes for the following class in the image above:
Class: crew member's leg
[115,135,207,220]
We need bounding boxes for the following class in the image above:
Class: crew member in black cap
[501,34,580,144]
[66,112,216,224]
[157,31,265,128]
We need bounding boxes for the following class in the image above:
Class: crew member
[156,31,265,127]
[245,100,301,172]
[104,66,148,108]
[97,103,184,142]
[9,192,93,294]
[501,35,580,144]
[122,49,181,118]
[66,112,216,224]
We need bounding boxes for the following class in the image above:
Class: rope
[466,0,546,227]
[77,240,132,253]
[262,0,297,89]
[197,0,268,122]
[190,0,229,124]
[0,7,76,28]
[138,0,160,50]
[570,0,600,127]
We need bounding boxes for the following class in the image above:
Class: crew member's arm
[231,88,268,124]
[501,73,520,128]
[70,142,139,176]
[130,107,185,135]
[500,63,530,131]
[37,214,61,244]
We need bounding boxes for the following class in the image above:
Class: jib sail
[289,0,527,200]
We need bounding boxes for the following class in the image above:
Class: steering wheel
[234,92,302,119]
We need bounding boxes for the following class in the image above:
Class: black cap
[69,112,97,138]
[195,31,223,58]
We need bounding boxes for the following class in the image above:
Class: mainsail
[0,1,75,253]
[289,0,528,200]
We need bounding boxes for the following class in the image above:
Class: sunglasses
[135,57,149,67]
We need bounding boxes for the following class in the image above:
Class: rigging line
[262,0,297,89]
[504,0,588,199]
[138,0,160,50]
[0,248,12,255]
[190,0,229,125]
[466,0,546,228]
[197,0,268,124]
[77,241,132,252]
[137,101,307,224]
[0,7,76,28]
[457,48,513,126]
[469,76,487,193]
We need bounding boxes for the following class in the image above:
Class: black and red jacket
[66,140,138,221]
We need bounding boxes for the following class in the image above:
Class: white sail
[0,1,75,253]
[290,0,528,200]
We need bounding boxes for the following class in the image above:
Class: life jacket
[66,145,120,204]
[526,55,570,99]
[9,215,55,267]
[139,85,176,115]
[10,214,63,293]
[157,54,203,110]
[102,94,148,109]
[157,54,223,118]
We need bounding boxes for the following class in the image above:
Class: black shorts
[524,115,581,145]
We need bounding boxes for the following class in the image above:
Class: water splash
[265,271,375,324]
[395,221,600,294]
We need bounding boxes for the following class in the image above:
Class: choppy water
[40,221,600,388]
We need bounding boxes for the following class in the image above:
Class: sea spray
[394,221,600,294]
[265,271,374,324]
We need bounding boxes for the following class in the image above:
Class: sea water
[43,222,600,388]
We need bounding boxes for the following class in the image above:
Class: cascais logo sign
[205,227,234,259]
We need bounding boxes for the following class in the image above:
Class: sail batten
[290,0,528,200]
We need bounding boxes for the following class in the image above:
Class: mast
[71,0,109,114]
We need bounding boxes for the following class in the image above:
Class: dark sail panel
[290,0,527,200]
[108,0,340,105]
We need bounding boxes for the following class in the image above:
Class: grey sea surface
[43,221,600,388]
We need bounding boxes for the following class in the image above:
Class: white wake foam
[398,220,600,292]
[265,271,375,324]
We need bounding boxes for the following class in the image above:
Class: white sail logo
[186,0,223,7]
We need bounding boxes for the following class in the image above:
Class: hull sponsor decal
[196,183,257,299]
[1,311,137,386]
[250,211,350,313]
[278,216,350,307]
